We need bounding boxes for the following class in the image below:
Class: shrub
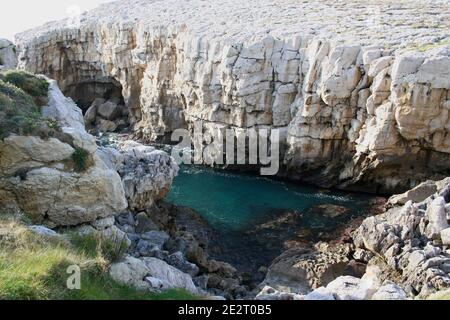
[0,79,51,139]
[72,147,91,172]
[0,70,49,101]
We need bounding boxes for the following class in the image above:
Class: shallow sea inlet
[166,165,380,275]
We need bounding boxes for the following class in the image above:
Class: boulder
[136,239,160,256]
[142,257,197,293]
[304,287,335,300]
[61,126,98,154]
[99,225,131,248]
[441,228,450,246]
[96,118,118,132]
[140,231,170,250]
[1,163,128,227]
[167,251,200,277]
[109,256,150,291]
[371,282,407,300]
[325,276,375,300]
[42,80,86,132]
[0,39,17,69]
[91,216,116,229]
[97,101,122,121]
[117,141,179,211]
[0,135,74,176]
[388,180,438,206]
[135,212,159,233]
[262,243,351,294]
[28,225,60,238]
[426,197,449,239]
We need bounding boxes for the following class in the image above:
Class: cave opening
[64,78,125,113]
[64,78,131,133]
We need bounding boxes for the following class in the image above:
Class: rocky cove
[0,0,449,301]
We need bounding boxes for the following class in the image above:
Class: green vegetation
[0,71,53,140]
[69,232,129,264]
[0,70,49,99]
[406,38,450,53]
[71,147,92,172]
[0,216,198,300]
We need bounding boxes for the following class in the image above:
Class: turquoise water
[166,165,377,274]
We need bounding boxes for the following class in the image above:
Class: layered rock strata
[15,0,450,193]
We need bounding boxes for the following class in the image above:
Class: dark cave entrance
[64,77,131,133]
[64,78,125,113]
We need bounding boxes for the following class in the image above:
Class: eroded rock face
[97,140,179,211]
[0,80,128,227]
[0,39,17,70]
[261,243,352,294]
[15,0,450,193]
[353,178,450,298]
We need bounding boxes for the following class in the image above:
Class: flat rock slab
[17,0,449,50]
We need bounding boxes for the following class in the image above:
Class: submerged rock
[307,204,350,218]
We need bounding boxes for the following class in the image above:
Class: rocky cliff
[15,0,450,193]
[0,73,178,230]
[257,178,450,300]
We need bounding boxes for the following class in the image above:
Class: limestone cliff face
[0,39,17,70]
[0,78,178,227]
[15,0,450,193]
[0,80,128,227]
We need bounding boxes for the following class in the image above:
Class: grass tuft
[71,148,91,172]
[0,216,198,300]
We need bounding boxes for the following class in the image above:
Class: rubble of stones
[84,97,130,133]
[255,179,450,300]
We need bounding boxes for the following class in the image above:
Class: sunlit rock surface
[16,0,450,193]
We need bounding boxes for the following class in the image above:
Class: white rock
[61,127,98,154]
[368,56,394,77]
[325,276,375,300]
[426,197,449,239]
[304,287,335,300]
[28,225,59,238]
[109,256,150,291]
[372,282,407,300]
[91,216,116,229]
[15,1,450,193]
[97,101,122,121]
[0,39,17,69]
[118,141,179,211]
[441,228,450,246]
[0,135,74,175]
[42,80,86,132]
[142,257,198,294]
